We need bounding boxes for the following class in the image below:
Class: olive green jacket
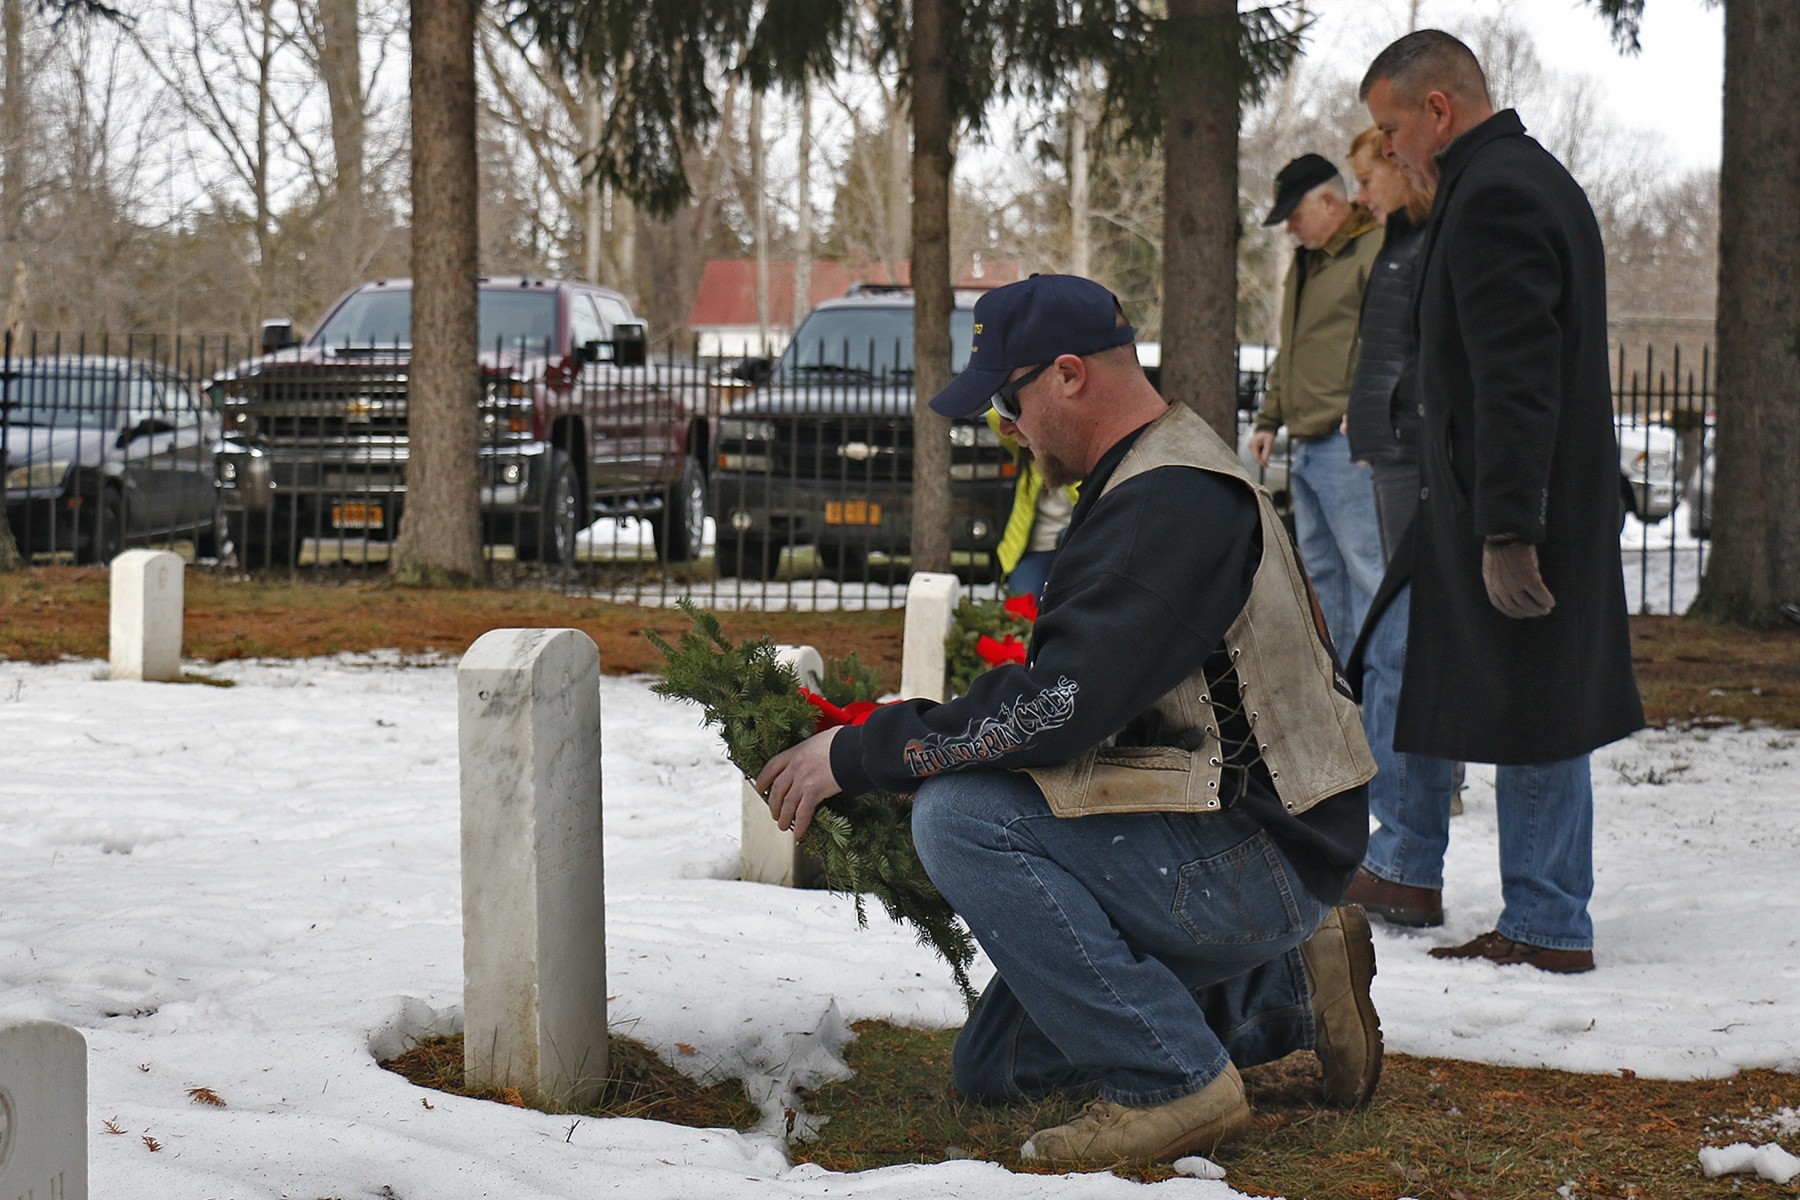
[1255,206,1383,439]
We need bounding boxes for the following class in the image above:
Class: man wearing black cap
[1249,153,1385,660]
[757,274,1383,1164]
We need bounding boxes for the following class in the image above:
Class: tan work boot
[1300,905,1384,1107]
[1020,1063,1251,1164]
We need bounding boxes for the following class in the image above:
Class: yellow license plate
[330,501,384,530]
[825,500,881,526]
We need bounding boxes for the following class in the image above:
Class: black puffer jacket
[1345,212,1425,463]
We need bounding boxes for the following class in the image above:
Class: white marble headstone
[458,628,608,1107]
[901,571,962,703]
[108,548,183,682]
[740,644,827,888]
[0,1019,87,1200]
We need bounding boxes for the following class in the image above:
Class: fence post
[458,628,608,1107]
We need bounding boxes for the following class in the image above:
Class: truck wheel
[650,456,707,562]
[84,488,126,565]
[714,535,775,580]
[522,450,580,570]
[227,510,294,569]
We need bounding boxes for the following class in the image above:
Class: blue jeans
[1007,549,1055,600]
[911,770,1325,1106]
[1361,588,1596,950]
[1290,431,1385,657]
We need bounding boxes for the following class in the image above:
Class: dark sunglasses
[991,362,1053,423]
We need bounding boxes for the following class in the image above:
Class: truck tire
[650,455,707,562]
[714,534,775,580]
[85,487,126,565]
[521,450,581,570]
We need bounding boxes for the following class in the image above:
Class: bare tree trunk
[581,66,603,283]
[910,0,953,573]
[1069,73,1094,277]
[1691,0,1800,626]
[1160,0,1241,440]
[0,0,26,571]
[792,80,812,342]
[750,87,769,346]
[1260,1,1303,345]
[886,87,910,277]
[319,0,364,289]
[255,0,274,324]
[395,0,483,585]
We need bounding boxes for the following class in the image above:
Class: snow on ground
[1,651,1794,1198]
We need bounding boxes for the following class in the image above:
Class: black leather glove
[1482,538,1556,619]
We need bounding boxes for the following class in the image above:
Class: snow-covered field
[2,649,1794,1197]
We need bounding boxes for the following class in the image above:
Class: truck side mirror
[733,356,775,385]
[261,319,298,354]
[611,320,648,368]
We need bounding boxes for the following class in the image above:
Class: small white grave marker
[0,1019,87,1200]
[901,571,961,703]
[740,644,826,888]
[108,548,183,682]
[458,628,608,1107]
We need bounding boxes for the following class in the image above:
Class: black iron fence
[2,333,1712,616]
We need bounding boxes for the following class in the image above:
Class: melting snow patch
[1698,1142,1800,1184]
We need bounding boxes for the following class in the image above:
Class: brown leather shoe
[1427,930,1595,974]
[1343,868,1443,928]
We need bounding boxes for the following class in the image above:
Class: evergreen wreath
[647,601,977,1004]
[943,592,1039,698]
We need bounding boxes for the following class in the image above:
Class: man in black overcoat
[1345,30,1644,973]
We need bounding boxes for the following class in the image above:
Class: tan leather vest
[1024,404,1376,818]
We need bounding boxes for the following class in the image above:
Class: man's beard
[1037,449,1081,488]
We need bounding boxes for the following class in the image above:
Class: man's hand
[753,727,843,838]
[1249,429,1276,469]
[1482,539,1556,619]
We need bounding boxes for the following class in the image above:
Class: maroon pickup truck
[210,276,714,568]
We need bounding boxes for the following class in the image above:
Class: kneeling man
[759,275,1383,1164]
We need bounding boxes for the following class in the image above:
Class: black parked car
[1,357,223,563]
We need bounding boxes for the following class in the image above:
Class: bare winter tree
[393,0,482,583]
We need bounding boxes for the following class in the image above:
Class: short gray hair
[1359,29,1491,107]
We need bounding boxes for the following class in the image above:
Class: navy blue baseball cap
[928,274,1136,418]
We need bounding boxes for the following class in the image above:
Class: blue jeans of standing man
[1290,430,1385,657]
[911,770,1326,1106]
[1361,586,1596,950]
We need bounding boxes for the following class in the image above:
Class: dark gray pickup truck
[211,277,715,568]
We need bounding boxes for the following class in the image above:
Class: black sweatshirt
[830,419,1367,901]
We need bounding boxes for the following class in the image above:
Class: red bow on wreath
[801,688,886,733]
[975,633,1028,668]
[1003,593,1039,622]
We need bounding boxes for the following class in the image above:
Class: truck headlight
[6,459,71,489]
[480,403,534,441]
[949,423,1000,448]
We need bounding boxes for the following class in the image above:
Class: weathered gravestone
[109,549,183,682]
[901,572,962,703]
[740,644,827,888]
[0,1019,87,1200]
[458,628,608,1107]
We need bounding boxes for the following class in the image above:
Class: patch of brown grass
[380,1032,760,1130]
[793,1021,1800,1198]
[8,570,1800,732]
[0,567,903,683]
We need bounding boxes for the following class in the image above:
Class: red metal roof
[687,258,1024,328]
